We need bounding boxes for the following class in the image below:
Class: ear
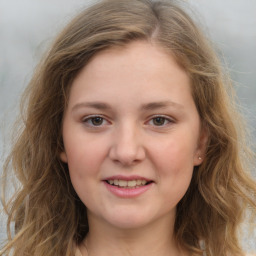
[60,151,68,163]
[193,126,208,166]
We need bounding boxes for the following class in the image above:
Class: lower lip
[104,181,153,198]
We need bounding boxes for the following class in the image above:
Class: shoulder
[75,246,89,256]
[75,247,83,256]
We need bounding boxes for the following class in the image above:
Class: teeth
[141,180,146,185]
[127,180,136,187]
[119,180,128,187]
[136,180,142,185]
[107,179,149,188]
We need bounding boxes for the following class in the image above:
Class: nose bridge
[109,120,145,165]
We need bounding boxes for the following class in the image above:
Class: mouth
[104,179,153,189]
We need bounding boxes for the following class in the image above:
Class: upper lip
[103,175,152,182]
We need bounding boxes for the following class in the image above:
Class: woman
[1,0,256,255]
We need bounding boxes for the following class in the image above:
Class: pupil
[153,117,165,126]
[92,117,103,125]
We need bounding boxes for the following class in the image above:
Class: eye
[82,115,109,127]
[148,116,174,127]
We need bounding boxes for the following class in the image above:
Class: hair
[1,0,256,255]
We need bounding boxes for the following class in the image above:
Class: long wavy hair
[1,0,256,255]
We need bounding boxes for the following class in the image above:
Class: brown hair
[1,0,256,255]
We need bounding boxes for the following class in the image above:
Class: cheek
[63,147,102,203]
[64,132,107,174]
[151,133,197,177]
[151,139,195,204]
[64,140,105,204]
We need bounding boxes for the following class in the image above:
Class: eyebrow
[71,102,112,112]
[71,100,184,112]
[141,101,184,111]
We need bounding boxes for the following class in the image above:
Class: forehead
[73,40,190,89]
[67,41,193,110]
[85,40,183,73]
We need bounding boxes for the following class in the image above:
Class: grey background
[0,0,255,252]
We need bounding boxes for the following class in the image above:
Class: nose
[108,123,146,166]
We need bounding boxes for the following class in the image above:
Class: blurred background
[0,0,255,251]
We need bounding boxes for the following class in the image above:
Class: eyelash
[147,115,174,127]
[82,115,110,127]
[82,115,174,128]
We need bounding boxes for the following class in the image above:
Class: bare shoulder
[75,247,83,256]
[75,245,89,256]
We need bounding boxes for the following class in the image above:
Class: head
[10,0,249,255]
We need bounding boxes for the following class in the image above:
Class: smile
[103,176,154,198]
[106,179,151,188]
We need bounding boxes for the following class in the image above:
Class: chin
[101,207,162,230]
[107,215,152,230]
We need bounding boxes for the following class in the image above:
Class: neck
[79,212,188,256]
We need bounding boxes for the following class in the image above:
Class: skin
[60,41,207,256]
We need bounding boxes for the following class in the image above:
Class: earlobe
[194,154,203,166]
[60,151,68,163]
[193,126,208,166]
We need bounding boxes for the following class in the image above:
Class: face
[60,41,206,230]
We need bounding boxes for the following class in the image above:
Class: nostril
[109,146,146,166]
